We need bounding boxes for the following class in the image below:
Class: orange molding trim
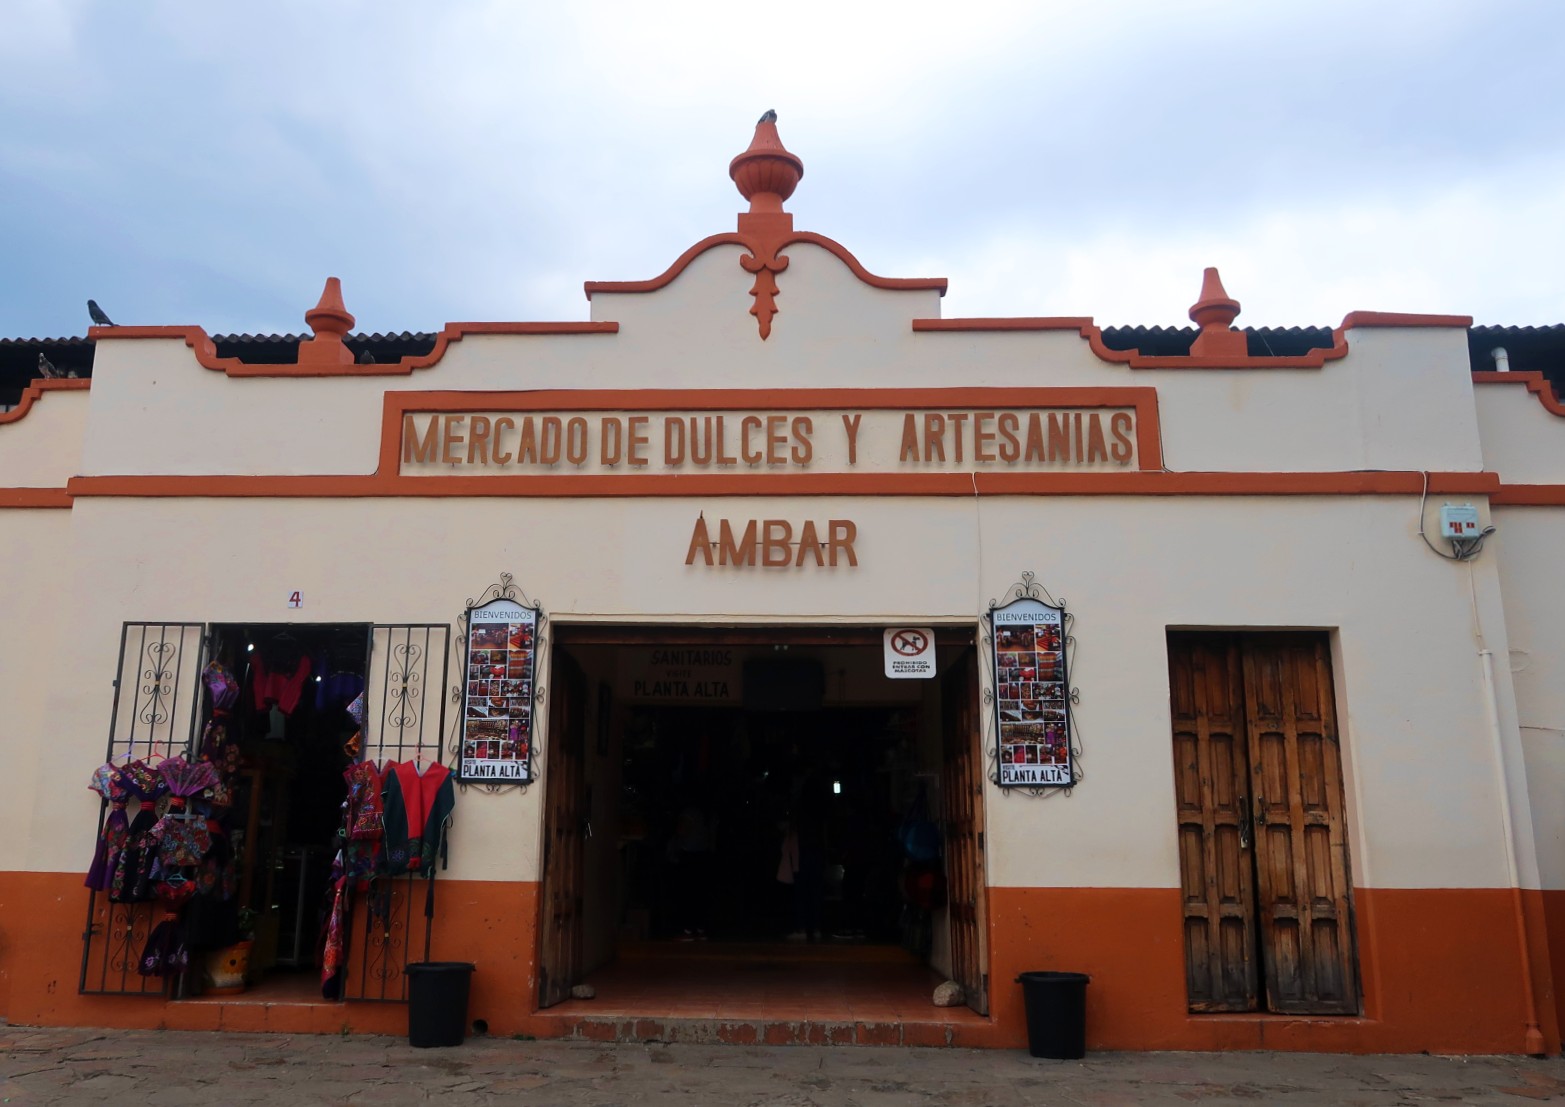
[65,470,1498,501]
[0,487,72,508]
[0,377,90,425]
[87,321,619,379]
[1474,371,1565,417]
[915,310,1471,370]
[1339,311,1473,329]
[1493,485,1565,506]
[582,231,949,301]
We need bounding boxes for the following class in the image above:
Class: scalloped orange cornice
[583,227,948,340]
[0,377,90,425]
[1472,370,1565,418]
[911,311,1472,370]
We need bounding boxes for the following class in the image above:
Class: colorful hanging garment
[143,757,221,904]
[320,852,350,1000]
[137,905,191,978]
[251,651,313,715]
[322,759,392,998]
[109,758,168,903]
[85,762,131,891]
[202,660,241,712]
[345,760,385,842]
[381,761,455,876]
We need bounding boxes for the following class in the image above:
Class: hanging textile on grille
[85,762,131,892]
[148,756,220,886]
[382,761,455,876]
[109,758,168,904]
[321,759,390,999]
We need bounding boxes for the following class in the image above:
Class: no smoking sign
[883,626,937,679]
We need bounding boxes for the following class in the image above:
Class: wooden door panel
[1242,636,1358,1015]
[1169,635,1258,1012]
[942,649,988,1015]
[538,651,588,1009]
[1217,914,1254,1000]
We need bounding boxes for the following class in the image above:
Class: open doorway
[622,703,916,944]
[198,623,370,997]
[537,626,988,1021]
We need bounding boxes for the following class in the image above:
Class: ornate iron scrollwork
[450,573,546,795]
[383,640,424,732]
[983,572,1084,798]
[137,637,178,727]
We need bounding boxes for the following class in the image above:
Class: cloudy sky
[2,0,1561,340]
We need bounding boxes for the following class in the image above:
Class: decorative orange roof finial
[728,111,805,339]
[1187,267,1246,358]
[729,108,804,215]
[298,277,357,368]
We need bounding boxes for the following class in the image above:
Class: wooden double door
[1168,632,1359,1015]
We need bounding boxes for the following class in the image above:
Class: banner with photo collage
[459,598,537,783]
[990,596,1072,787]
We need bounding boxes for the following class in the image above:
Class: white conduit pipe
[1491,347,1511,373]
[1478,645,1545,1054]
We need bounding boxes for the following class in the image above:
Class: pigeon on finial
[758,109,777,124]
[38,352,61,379]
[87,299,114,326]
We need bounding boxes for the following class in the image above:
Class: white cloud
[932,161,1565,326]
[1,0,1562,335]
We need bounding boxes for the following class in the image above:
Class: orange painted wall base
[2,873,1558,1052]
[986,886,1560,1054]
[1540,889,1565,1037]
[0,872,537,1037]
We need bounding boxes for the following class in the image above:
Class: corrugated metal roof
[1471,324,1565,336]
[1468,324,1565,385]
[209,330,437,344]
[0,336,95,347]
[0,337,95,404]
[205,331,438,366]
[1099,325,1338,358]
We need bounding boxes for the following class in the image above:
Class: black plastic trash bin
[1016,971,1089,1059]
[407,961,476,1048]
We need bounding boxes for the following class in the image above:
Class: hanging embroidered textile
[109,758,167,904]
[382,761,455,875]
[85,762,130,892]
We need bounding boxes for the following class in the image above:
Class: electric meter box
[1440,504,1482,538]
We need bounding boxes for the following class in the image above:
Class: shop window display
[79,623,456,1001]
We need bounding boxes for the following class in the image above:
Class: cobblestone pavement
[3,1026,1565,1105]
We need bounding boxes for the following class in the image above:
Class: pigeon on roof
[38,352,60,378]
[87,299,114,326]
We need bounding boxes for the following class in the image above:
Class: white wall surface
[1492,509,1565,889]
[0,512,76,873]
[1476,383,1565,483]
[0,388,88,486]
[13,492,1529,898]
[75,246,1483,481]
